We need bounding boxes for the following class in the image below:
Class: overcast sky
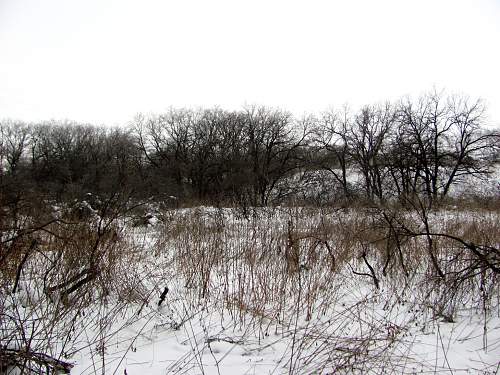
[1,0,499,127]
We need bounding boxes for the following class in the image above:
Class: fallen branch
[0,348,74,374]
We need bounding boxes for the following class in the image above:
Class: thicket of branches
[1,91,498,209]
[1,91,500,373]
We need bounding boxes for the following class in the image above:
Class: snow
[3,206,500,374]
[69,282,500,374]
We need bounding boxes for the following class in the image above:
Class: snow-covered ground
[70,277,500,374]
[3,206,500,374]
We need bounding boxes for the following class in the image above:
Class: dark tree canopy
[1,92,498,208]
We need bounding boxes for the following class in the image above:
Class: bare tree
[349,103,395,202]
[396,91,498,203]
[312,106,353,201]
[0,120,31,176]
[243,105,309,206]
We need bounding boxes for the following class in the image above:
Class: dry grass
[1,202,499,374]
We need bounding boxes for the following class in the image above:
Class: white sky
[1,0,500,127]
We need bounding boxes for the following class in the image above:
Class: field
[3,3,500,373]
[2,203,499,374]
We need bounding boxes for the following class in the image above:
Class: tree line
[1,91,499,208]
